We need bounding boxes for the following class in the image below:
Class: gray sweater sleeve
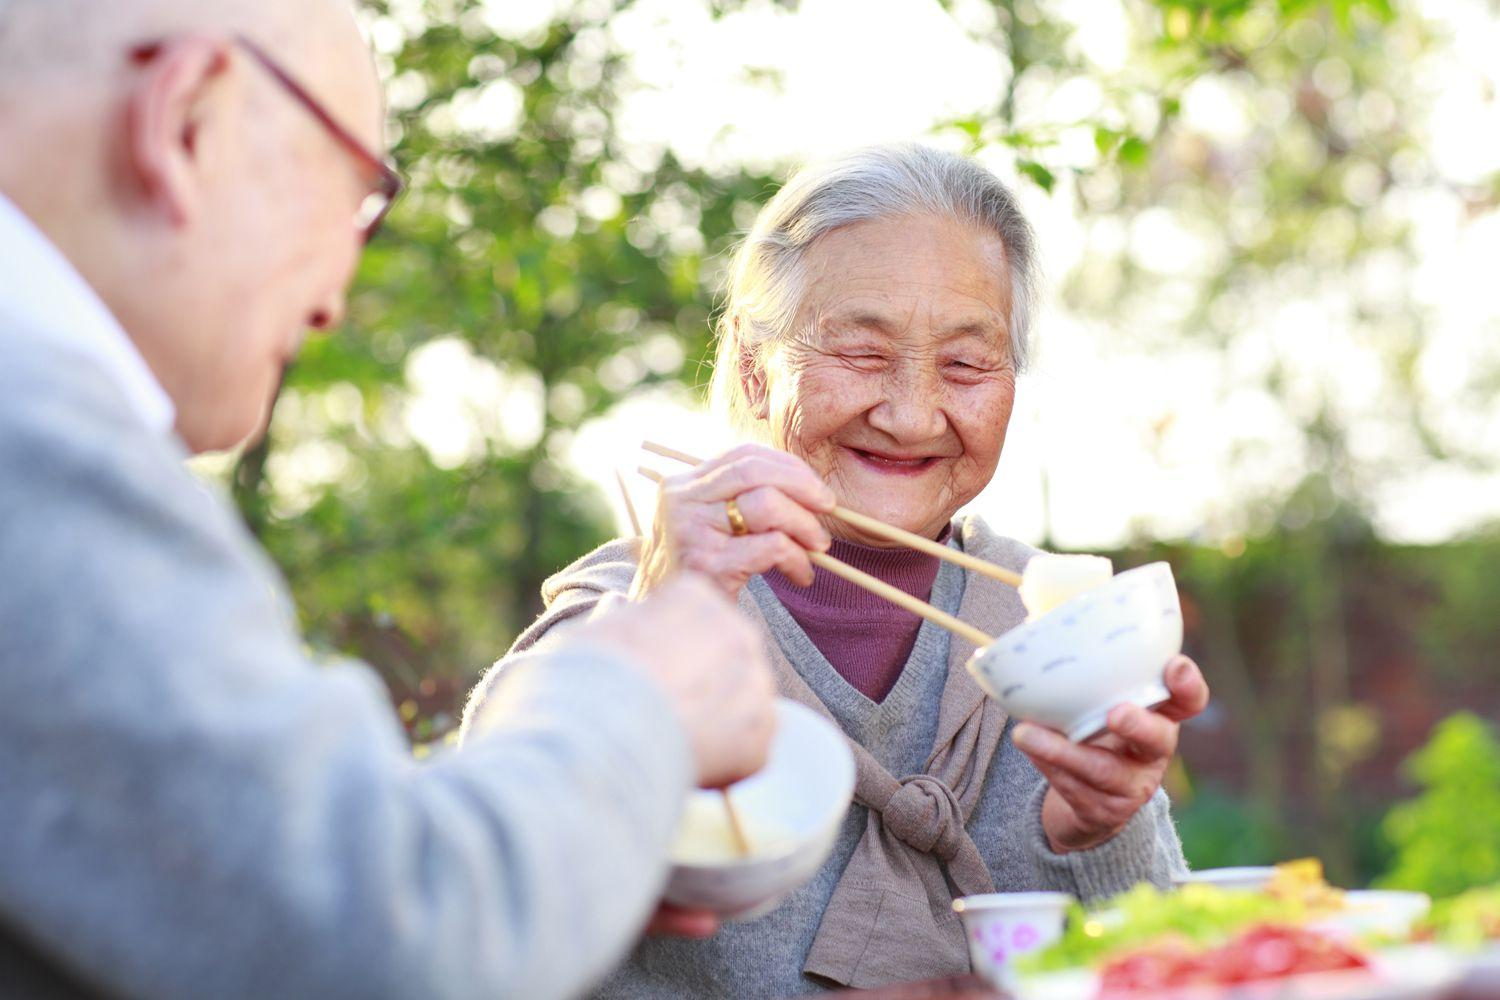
[460,543,639,739]
[1024,783,1189,902]
[0,375,691,1000]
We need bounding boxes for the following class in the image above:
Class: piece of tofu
[1019,553,1114,620]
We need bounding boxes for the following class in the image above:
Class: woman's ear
[736,321,771,422]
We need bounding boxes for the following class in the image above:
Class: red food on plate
[1098,924,1370,996]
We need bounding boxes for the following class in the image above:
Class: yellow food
[1266,858,1345,914]
[670,796,793,864]
[1019,554,1114,620]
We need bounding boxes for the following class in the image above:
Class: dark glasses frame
[130,34,404,243]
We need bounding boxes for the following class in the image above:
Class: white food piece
[1019,554,1114,620]
[670,796,794,864]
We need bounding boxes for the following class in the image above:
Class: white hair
[709,143,1040,430]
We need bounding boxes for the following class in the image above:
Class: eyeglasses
[130,35,404,243]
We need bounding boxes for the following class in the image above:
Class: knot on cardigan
[880,775,966,861]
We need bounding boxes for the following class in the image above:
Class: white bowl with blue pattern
[965,561,1182,742]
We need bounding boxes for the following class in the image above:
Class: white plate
[1171,867,1278,892]
[1017,945,1461,1000]
[1454,945,1500,997]
[1312,891,1432,939]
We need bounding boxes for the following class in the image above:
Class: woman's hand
[633,444,838,600]
[1012,655,1210,854]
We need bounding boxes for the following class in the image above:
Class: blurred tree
[228,1,1500,896]
[232,0,781,738]
[936,0,1489,882]
[1170,783,1286,870]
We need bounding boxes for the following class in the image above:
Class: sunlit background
[208,0,1500,894]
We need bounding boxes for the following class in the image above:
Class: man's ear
[124,37,233,228]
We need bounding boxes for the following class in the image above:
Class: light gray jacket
[0,328,694,999]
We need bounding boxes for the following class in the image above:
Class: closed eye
[944,359,1000,383]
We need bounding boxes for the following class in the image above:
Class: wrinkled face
[747,214,1017,543]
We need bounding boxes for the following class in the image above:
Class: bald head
[0,0,377,135]
[0,0,360,73]
[0,0,388,452]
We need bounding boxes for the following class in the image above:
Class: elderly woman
[465,144,1209,996]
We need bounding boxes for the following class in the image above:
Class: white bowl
[662,698,855,919]
[966,561,1183,742]
[1313,890,1432,939]
[1172,867,1279,892]
[953,891,1073,989]
[1457,945,1500,998]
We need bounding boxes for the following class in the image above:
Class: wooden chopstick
[637,466,996,649]
[806,550,996,648]
[641,441,1023,589]
[722,788,752,857]
[614,469,644,536]
[828,507,1023,588]
[619,467,750,854]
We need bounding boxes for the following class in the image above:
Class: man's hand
[1012,655,1210,854]
[580,573,778,789]
[644,903,719,939]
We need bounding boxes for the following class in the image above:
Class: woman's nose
[867,368,947,443]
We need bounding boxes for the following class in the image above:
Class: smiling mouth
[846,446,941,476]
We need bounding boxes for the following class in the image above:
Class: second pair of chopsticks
[614,471,755,858]
[641,441,1023,589]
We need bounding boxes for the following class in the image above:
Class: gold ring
[725,497,749,536]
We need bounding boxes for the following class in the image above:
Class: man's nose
[308,291,348,332]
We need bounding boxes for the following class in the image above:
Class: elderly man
[0,1,776,998]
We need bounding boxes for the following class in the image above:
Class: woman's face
[747,213,1018,544]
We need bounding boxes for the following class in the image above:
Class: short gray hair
[709,143,1040,429]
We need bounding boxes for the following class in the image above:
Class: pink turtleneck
[764,529,949,703]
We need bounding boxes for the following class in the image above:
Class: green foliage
[1409,536,1500,683]
[1139,534,1499,887]
[235,1,779,724]
[1023,883,1313,972]
[1420,883,1500,950]
[226,0,1500,858]
[1149,0,1394,43]
[1378,713,1500,898]
[1174,785,1285,870]
[1015,160,1057,193]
